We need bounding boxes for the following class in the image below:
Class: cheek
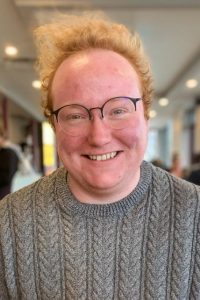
[117,121,148,149]
[56,130,85,155]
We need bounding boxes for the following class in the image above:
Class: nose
[87,111,112,146]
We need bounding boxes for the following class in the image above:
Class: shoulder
[148,162,200,203]
[0,167,66,215]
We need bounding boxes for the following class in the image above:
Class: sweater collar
[56,161,152,217]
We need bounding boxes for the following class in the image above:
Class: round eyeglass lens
[58,104,90,135]
[103,97,136,129]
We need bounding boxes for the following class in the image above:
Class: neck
[67,170,140,205]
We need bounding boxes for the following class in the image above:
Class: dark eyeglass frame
[51,96,142,121]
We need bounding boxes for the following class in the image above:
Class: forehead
[51,49,141,105]
[54,49,138,78]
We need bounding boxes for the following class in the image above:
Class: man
[0,129,19,200]
[0,14,200,299]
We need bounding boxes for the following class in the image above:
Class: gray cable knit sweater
[0,161,200,300]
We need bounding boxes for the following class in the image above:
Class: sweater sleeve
[190,185,200,298]
[0,196,16,300]
[0,239,9,300]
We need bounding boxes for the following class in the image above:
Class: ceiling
[0,0,200,128]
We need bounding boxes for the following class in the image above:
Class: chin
[85,174,123,191]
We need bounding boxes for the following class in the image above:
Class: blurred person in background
[187,153,200,185]
[170,152,183,178]
[151,158,169,171]
[0,128,19,199]
[0,13,200,299]
[18,142,34,175]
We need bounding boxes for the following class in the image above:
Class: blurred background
[0,0,200,190]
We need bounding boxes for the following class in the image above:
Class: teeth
[89,151,117,161]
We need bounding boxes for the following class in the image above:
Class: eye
[65,113,85,120]
[109,107,130,117]
[62,113,88,122]
[59,105,89,123]
[113,108,128,114]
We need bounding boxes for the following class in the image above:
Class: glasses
[51,96,141,136]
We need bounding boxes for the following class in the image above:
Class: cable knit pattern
[0,161,200,299]
[12,186,37,300]
[34,176,63,299]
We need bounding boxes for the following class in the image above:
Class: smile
[88,151,117,161]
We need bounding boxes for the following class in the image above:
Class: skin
[51,49,148,204]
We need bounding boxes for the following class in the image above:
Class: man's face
[51,49,148,200]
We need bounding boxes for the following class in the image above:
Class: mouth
[85,151,119,161]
